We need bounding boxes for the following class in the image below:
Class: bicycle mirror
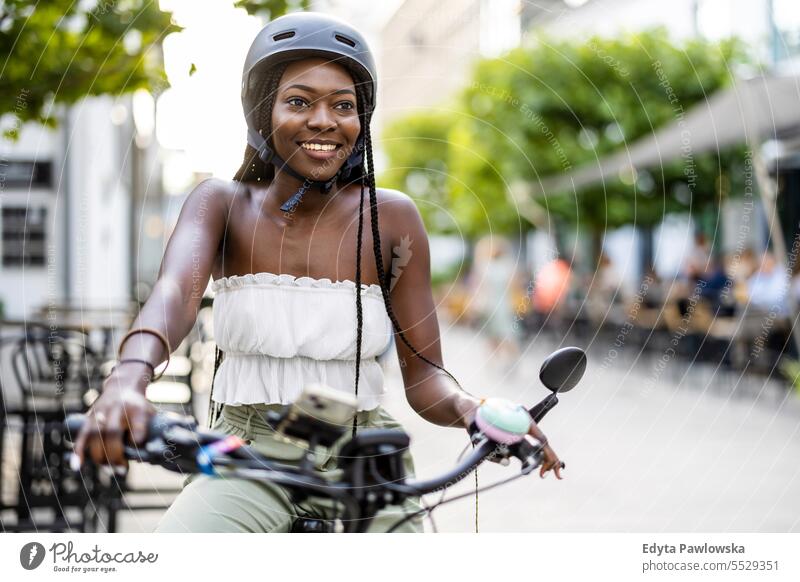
[538,346,587,393]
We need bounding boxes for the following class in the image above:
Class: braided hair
[209,59,463,434]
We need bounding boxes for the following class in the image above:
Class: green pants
[154,403,425,533]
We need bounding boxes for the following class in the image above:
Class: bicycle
[63,346,586,533]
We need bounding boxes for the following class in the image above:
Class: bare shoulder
[375,186,417,209]
[375,187,426,241]
[192,177,246,210]
[173,178,240,236]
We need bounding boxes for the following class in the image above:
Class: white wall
[67,96,131,308]
[0,115,63,319]
[0,97,132,319]
[538,0,771,47]
[540,0,698,40]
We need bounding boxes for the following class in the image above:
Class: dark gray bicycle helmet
[241,12,377,212]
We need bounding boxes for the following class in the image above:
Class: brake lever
[467,424,546,472]
[512,437,544,475]
[467,422,514,466]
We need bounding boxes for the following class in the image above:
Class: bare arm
[386,193,564,478]
[384,193,481,428]
[74,178,229,467]
[116,178,230,380]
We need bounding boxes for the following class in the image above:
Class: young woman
[73,11,563,533]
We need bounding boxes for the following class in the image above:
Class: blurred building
[0,95,163,319]
[379,0,525,124]
[526,0,800,73]
[377,0,800,119]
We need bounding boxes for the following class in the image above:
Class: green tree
[0,0,181,136]
[460,29,749,240]
[384,28,751,242]
[381,106,528,238]
[382,108,462,233]
[234,0,310,18]
[0,0,310,140]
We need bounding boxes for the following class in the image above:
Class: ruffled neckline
[212,271,384,297]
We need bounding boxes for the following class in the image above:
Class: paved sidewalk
[117,323,800,532]
[385,323,800,532]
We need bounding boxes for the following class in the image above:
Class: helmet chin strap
[247,128,364,213]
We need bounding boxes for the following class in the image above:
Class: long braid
[356,90,479,533]
[359,92,464,390]
[351,178,366,438]
[362,110,479,533]
[351,90,369,437]
[207,346,224,429]
[362,109,477,532]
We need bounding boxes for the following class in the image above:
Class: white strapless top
[211,272,394,411]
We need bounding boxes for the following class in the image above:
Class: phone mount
[264,384,358,449]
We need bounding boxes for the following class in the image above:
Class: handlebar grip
[63,412,192,445]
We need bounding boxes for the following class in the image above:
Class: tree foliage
[383,28,751,237]
[0,0,310,140]
[0,0,181,137]
[234,0,310,19]
[382,109,463,233]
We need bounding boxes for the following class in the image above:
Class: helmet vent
[334,34,356,48]
[273,31,296,41]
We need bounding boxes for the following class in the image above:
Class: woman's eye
[336,101,355,111]
[287,97,307,107]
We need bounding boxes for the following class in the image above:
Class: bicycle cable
[385,471,528,533]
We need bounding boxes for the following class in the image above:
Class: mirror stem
[528,393,559,424]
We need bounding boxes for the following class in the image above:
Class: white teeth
[301,143,337,151]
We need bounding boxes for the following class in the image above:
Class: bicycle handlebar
[64,341,587,532]
[63,409,545,499]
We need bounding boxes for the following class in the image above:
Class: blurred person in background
[468,235,524,361]
[791,260,800,306]
[586,252,625,326]
[532,255,573,329]
[533,256,572,314]
[723,248,758,308]
[664,233,731,332]
[747,250,789,316]
[683,231,712,279]
[697,255,733,316]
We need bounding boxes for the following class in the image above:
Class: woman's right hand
[72,364,156,470]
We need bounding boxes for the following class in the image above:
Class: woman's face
[270,57,361,183]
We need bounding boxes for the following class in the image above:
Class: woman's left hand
[459,398,565,480]
[527,421,565,480]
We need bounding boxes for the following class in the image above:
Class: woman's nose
[306,104,337,132]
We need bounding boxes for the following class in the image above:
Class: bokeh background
[1,0,800,532]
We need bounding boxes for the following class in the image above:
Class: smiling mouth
[298,141,342,152]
